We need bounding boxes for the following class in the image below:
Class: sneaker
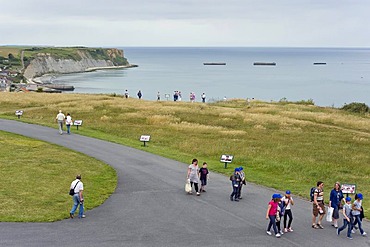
[351,230,355,234]
[288,228,293,232]
[312,224,319,229]
[202,190,206,193]
[276,233,281,238]
[188,191,193,195]
[78,215,86,219]
[347,236,353,240]
[196,192,200,196]
[230,196,233,201]
[238,197,242,200]
[234,198,239,202]
[266,231,272,236]
[317,224,324,229]
[362,232,367,236]
[337,229,340,235]
[334,224,338,228]
[284,228,288,233]
[279,230,284,235]
[69,213,74,219]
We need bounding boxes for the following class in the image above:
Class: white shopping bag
[185,179,192,193]
[326,207,333,222]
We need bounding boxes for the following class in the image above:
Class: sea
[53,47,370,107]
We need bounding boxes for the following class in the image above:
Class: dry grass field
[1,93,369,210]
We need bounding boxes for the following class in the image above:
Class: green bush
[341,102,369,114]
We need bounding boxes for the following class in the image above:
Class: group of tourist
[55,110,73,135]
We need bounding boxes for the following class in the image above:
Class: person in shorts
[312,181,326,229]
[199,162,209,192]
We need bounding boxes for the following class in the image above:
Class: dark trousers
[284,209,293,228]
[190,182,199,192]
[352,215,365,234]
[237,183,243,198]
[267,215,278,234]
[230,185,239,199]
[338,218,352,237]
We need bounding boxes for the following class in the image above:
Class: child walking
[337,197,353,239]
[282,190,294,233]
[351,193,367,236]
[199,162,209,192]
[266,193,282,238]
[230,168,241,201]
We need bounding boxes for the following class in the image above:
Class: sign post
[220,154,233,169]
[341,183,356,198]
[140,135,151,147]
[73,120,83,130]
[15,110,23,119]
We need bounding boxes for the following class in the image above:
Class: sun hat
[286,190,291,195]
[346,197,351,202]
[357,193,363,200]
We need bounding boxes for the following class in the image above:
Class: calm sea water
[55,47,370,107]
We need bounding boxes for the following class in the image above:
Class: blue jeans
[352,215,364,234]
[70,194,84,218]
[338,218,352,237]
[66,124,71,134]
[267,215,278,234]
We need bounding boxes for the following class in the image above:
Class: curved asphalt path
[0,119,369,247]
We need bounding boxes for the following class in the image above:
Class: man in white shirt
[69,175,85,219]
[55,110,65,135]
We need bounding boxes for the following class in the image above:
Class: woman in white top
[187,158,200,196]
[282,190,294,232]
[65,113,72,134]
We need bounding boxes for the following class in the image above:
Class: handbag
[326,207,334,222]
[69,181,79,196]
[185,179,192,193]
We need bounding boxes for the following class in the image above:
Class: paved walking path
[0,119,369,247]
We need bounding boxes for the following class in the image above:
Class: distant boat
[253,62,276,66]
[313,62,327,65]
[203,62,226,65]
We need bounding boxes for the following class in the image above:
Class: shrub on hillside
[341,102,369,114]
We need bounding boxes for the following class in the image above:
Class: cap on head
[239,166,243,171]
[234,167,240,172]
[272,193,282,199]
[346,197,352,202]
[357,193,363,200]
[286,190,291,195]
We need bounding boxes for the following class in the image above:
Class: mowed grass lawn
[0,131,117,222]
[1,93,370,212]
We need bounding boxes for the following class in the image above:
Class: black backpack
[310,187,316,202]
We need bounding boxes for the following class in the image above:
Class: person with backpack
[351,193,367,236]
[312,181,326,229]
[329,182,344,228]
[266,193,282,238]
[230,168,241,201]
[282,190,294,233]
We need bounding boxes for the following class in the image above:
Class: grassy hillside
[1,93,369,210]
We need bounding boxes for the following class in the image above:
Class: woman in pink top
[266,193,282,238]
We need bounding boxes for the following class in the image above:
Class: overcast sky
[1,0,369,47]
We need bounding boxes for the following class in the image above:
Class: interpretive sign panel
[220,154,233,163]
[341,183,356,194]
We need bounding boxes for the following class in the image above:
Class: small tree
[341,102,369,114]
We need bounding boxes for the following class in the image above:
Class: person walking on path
[55,110,65,135]
[137,90,142,99]
[329,182,344,228]
[312,181,326,229]
[282,190,294,233]
[70,175,85,219]
[187,159,200,196]
[65,113,73,135]
[337,197,353,239]
[266,193,282,238]
[237,166,246,200]
[351,193,367,236]
[230,168,241,201]
[199,162,209,192]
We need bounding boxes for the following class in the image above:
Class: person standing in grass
[282,190,294,233]
[337,197,353,239]
[266,193,282,238]
[199,162,209,192]
[55,110,65,135]
[70,174,85,219]
[312,181,326,229]
[351,193,367,236]
[329,182,344,228]
[65,113,73,135]
[187,158,200,196]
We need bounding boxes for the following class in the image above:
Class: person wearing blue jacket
[230,168,241,201]
[329,182,344,228]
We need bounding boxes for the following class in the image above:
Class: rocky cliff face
[23,48,128,79]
